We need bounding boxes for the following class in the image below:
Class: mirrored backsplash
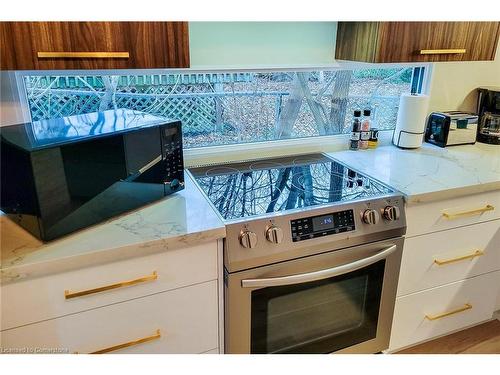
[22,68,417,148]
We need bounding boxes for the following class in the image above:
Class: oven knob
[383,206,400,221]
[239,230,258,249]
[266,225,284,244]
[362,209,380,225]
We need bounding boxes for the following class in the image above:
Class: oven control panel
[291,209,355,242]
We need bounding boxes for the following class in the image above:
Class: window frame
[14,63,433,165]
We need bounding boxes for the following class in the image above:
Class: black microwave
[1,109,184,241]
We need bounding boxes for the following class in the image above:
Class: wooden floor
[396,319,500,354]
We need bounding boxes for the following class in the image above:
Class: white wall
[428,39,500,112]
[189,22,337,68]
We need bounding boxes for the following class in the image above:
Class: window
[22,67,424,149]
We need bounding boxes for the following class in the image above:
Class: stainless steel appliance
[477,87,500,145]
[424,111,478,147]
[1,109,184,241]
[189,154,406,354]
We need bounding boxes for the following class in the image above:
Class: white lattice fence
[29,92,102,121]
[27,90,220,134]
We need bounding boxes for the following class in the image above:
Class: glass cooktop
[189,154,394,221]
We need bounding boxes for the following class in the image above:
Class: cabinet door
[377,22,500,62]
[0,22,190,70]
[336,22,500,63]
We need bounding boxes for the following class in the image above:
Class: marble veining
[328,143,500,204]
[1,174,225,283]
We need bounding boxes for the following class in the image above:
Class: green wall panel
[189,22,337,68]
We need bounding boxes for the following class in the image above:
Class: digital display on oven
[291,209,355,242]
[312,215,335,231]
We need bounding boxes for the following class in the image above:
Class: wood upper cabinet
[0,22,190,70]
[335,22,500,63]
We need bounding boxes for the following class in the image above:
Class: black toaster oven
[1,109,184,241]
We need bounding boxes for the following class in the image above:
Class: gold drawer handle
[425,303,472,321]
[434,250,484,266]
[442,205,494,220]
[419,49,466,55]
[37,52,130,59]
[76,329,161,354]
[64,271,158,299]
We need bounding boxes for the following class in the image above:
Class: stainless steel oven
[188,153,407,354]
[225,237,403,354]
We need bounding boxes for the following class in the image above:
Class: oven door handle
[241,244,397,288]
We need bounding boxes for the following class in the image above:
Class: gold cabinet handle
[434,250,485,266]
[419,49,466,55]
[64,271,158,299]
[442,205,494,220]
[37,52,130,59]
[425,303,472,321]
[76,329,161,354]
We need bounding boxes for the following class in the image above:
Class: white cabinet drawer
[406,190,500,237]
[1,241,217,331]
[1,280,219,354]
[389,271,500,352]
[397,220,500,296]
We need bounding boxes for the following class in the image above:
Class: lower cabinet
[389,271,500,351]
[389,189,500,352]
[396,220,500,296]
[2,241,219,331]
[1,280,219,354]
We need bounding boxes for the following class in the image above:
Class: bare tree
[274,74,304,139]
[275,70,352,138]
[99,76,119,111]
[297,73,330,135]
[214,82,224,132]
[329,70,352,134]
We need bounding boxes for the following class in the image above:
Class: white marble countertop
[328,143,500,204]
[2,141,498,283]
[1,174,225,283]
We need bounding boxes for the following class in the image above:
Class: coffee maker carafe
[476,87,500,145]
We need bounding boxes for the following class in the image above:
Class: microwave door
[122,126,183,192]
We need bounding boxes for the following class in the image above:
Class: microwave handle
[241,244,397,288]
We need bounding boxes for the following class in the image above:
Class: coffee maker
[476,87,500,145]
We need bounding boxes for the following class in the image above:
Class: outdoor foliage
[24,67,414,148]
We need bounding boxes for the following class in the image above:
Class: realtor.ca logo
[1,347,70,354]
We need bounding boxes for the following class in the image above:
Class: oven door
[225,237,403,354]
